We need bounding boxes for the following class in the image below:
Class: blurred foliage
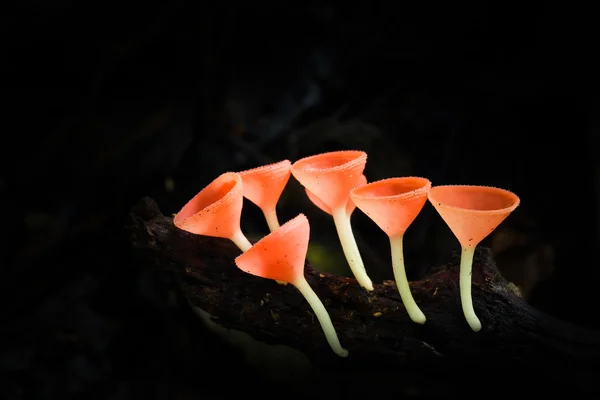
[307,241,351,276]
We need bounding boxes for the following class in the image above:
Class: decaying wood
[126,197,600,394]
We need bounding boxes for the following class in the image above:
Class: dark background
[2,3,599,398]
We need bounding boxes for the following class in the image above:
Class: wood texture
[126,197,600,395]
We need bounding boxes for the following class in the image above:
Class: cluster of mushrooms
[173,150,520,357]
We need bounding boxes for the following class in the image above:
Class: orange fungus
[428,185,520,248]
[173,172,244,240]
[291,150,367,211]
[239,159,291,214]
[428,184,520,332]
[306,174,367,216]
[234,214,309,284]
[234,213,349,357]
[350,177,431,324]
[350,177,431,237]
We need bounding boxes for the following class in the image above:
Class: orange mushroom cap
[350,177,431,237]
[306,174,367,216]
[291,150,367,211]
[173,172,244,239]
[428,185,520,248]
[234,214,310,284]
[239,159,292,211]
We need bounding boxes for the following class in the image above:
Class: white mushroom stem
[389,234,426,324]
[263,208,281,233]
[230,230,253,252]
[459,246,482,332]
[231,229,286,285]
[332,207,374,291]
[294,277,349,357]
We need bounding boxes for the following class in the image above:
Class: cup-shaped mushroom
[173,172,253,252]
[306,174,367,217]
[428,185,520,248]
[428,185,520,331]
[291,151,373,291]
[350,177,431,324]
[350,177,431,237]
[292,150,366,211]
[234,214,349,357]
[239,159,292,232]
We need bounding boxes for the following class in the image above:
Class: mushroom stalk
[294,277,349,357]
[332,207,374,291]
[459,246,481,332]
[389,234,426,324]
[230,230,253,253]
[263,208,280,232]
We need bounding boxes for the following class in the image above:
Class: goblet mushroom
[350,177,430,324]
[235,214,349,357]
[239,159,292,232]
[428,184,520,331]
[291,150,374,291]
[174,172,253,252]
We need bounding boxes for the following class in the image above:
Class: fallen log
[126,197,600,396]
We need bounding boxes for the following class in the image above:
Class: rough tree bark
[126,197,599,395]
